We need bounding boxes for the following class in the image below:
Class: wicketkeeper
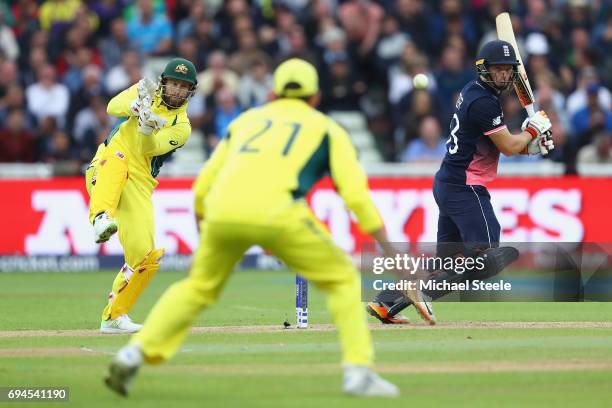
[86,58,197,333]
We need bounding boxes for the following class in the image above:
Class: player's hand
[137,103,154,135]
[137,78,157,100]
[523,111,552,138]
[147,113,167,130]
[522,111,552,155]
[525,131,554,155]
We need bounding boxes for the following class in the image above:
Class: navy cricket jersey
[435,79,506,186]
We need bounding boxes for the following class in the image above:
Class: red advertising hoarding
[0,176,611,256]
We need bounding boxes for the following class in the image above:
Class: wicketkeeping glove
[130,78,157,117]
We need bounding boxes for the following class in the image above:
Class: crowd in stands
[0,0,611,174]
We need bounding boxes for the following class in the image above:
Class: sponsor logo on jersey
[492,115,502,126]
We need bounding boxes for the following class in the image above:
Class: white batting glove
[523,111,552,138]
[522,111,552,155]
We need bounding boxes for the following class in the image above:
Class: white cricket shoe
[105,343,143,397]
[100,315,143,334]
[93,212,118,243]
[342,365,399,397]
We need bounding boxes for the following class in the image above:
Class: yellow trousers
[132,203,373,366]
[86,144,157,320]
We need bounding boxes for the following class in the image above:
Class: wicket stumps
[295,275,308,328]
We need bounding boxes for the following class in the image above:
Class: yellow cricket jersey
[100,84,191,190]
[193,98,383,233]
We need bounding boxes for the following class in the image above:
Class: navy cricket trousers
[432,178,501,257]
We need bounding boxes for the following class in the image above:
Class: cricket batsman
[86,58,197,333]
[103,58,432,397]
[367,40,554,324]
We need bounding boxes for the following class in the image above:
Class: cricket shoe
[342,364,399,397]
[366,302,410,324]
[404,288,436,325]
[93,212,118,243]
[100,315,143,334]
[104,343,143,397]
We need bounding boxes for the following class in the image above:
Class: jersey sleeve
[138,121,191,156]
[107,84,138,117]
[468,96,506,136]
[192,138,229,218]
[328,120,383,233]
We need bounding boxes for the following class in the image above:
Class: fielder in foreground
[104,58,427,398]
[367,40,554,323]
[86,58,197,333]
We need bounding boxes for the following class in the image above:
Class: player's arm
[138,121,191,156]
[489,111,553,156]
[108,79,157,117]
[328,120,390,246]
[192,138,229,230]
[487,126,532,156]
[107,84,138,117]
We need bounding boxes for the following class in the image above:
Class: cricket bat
[496,12,548,154]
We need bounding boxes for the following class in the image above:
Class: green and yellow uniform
[133,59,382,367]
[86,59,194,321]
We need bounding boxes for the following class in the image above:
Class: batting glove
[522,111,553,155]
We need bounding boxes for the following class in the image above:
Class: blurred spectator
[189,16,218,67]
[570,83,612,148]
[21,47,48,88]
[401,116,447,163]
[389,47,436,112]
[237,58,272,109]
[38,0,81,32]
[63,47,96,93]
[25,64,70,128]
[91,0,128,38]
[0,60,18,98]
[67,64,106,130]
[577,133,612,164]
[0,84,30,128]
[434,44,472,119]
[394,0,430,55]
[211,87,241,142]
[175,1,207,45]
[338,0,384,57]
[0,8,19,61]
[228,29,270,75]
[127,0,172,56]
[99,18,131,70]
[592,13,612,89]
[320,51,366,112]
[374,14,410,74]
[105,50,153,95]
[396,88,440,154]
[567,67,612,117]
[73,95,114,160]
[40,129,81,168]
[0,109,35,162]
[197,51,239,99]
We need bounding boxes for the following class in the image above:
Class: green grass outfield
[1,270,612,407]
